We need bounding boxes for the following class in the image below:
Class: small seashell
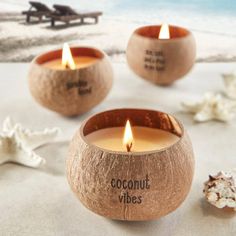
[203,170,236,211]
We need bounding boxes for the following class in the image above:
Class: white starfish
[182,92,236,122]
[0,117,60,168]
[222,72,236,100]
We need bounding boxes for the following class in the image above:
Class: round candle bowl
[28,47,113,116]
[126,25,196,85]
[67,108,195,221]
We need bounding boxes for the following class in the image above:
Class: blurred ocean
[1,0,236,62]
[1,0,236,35]
[1,0,236,14]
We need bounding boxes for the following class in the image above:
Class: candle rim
[80,108,185,155]
[134,24,192,41]
[33,46,104,71]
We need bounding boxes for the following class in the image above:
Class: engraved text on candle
[111,174,150,204]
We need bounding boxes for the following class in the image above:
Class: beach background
[0,0,236,62]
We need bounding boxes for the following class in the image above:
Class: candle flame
[62,43,76,70]
[123,120,134,152]
[158,23,170,39]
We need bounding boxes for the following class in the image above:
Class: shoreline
[1,12,236,63]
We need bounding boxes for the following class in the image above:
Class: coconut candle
[67,108,195,221]
[28,44,113,116]
[126,24,196,85]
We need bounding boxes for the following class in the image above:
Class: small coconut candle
[28,44,113,116]
[126,24,196,85]
[67,108,195,221]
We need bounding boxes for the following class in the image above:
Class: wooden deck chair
[22,1,52,23]
[50,4,102,27]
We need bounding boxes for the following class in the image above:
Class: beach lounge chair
[50,4,102,27]
[22,1,52,23]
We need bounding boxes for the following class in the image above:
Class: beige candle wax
[43,56,99,70]
[85,126,179,152]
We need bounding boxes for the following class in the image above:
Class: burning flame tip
[158,23,170,39]
[62,43,76,70]
[123,120,134,152]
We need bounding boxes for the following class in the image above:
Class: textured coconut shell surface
[126,25,196,85]
[67,109,195,221]
[28,47,113,116]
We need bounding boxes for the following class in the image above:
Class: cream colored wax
[86,127,179,152]
[43,56,99,70]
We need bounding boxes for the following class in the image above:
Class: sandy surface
[1,12,236,63]
[0,62,236,236]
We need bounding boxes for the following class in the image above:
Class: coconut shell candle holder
[28,46,113,116]
[67,108,195,221]
[126,25,196,85]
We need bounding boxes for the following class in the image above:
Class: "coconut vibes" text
[111,175,150,204]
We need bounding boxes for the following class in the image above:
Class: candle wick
[65,63,70,69]
[126,142,133,152]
